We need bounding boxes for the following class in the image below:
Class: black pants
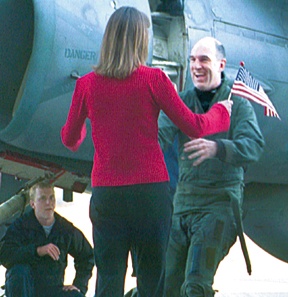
[5,264,85,297]
[89,182,173,297]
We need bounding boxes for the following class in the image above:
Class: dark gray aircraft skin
[0,0,288,267]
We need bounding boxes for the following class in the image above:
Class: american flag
[231,65,280,119]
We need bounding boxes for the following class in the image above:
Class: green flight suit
[158,74,265,297]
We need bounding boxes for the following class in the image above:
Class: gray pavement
[215,292,288,297]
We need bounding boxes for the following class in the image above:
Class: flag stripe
[231,66,280,119]
[232,82,275,110]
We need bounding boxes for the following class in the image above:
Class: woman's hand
[218,99,233,116]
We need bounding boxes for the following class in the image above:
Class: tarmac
[215,287,288,296]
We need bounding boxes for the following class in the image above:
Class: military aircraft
[0,0,288,269]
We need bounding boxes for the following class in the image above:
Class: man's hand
[37,243,60,261]
[183,138,217,166]
[63,285,80,292]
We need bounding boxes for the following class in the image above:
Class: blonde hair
[94,6,150,79]
[29,181,54,201]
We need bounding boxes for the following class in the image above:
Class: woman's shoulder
[137,65,167,81]
[78,71,96,81]
[138,65,162,74]
[75,71,98,89]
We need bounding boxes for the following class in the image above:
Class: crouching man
[0,181,94,297]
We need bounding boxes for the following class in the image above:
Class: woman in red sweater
[61,6,232,297]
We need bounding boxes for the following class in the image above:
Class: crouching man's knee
[5,264,34,297]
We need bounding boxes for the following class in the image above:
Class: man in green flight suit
[159,37,265,297]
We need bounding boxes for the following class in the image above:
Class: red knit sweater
[61,66,229,187]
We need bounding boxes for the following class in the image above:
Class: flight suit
[158,74,265,296]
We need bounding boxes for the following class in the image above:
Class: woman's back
[82,66,169,186]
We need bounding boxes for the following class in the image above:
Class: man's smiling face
[189,38,226,91]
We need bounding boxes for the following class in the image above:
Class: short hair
[94,6,150,79]
[191,37,226,61]
[215,39,226,60]
[29,181,54,201]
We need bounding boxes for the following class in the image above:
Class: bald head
[192,37,226,60]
